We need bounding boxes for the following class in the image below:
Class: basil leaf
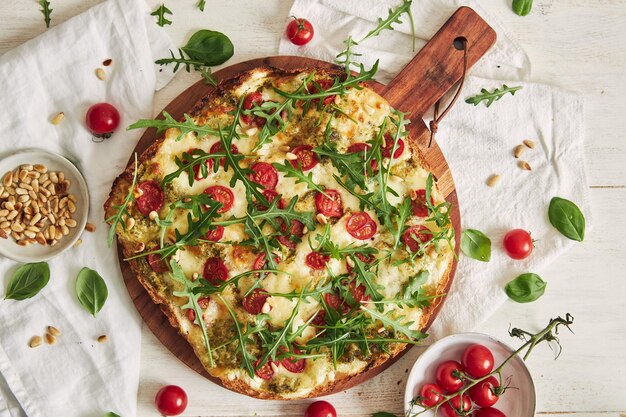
[505,273,546,303]
[461,229,491,262]
[4,262,50,300]
[512,0,533,16]
[548,197,585,242]
[372,413,398,417]
[181,30,234,66]
[75,267,108,317]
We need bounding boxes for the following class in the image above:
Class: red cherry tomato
[241,92,264,126]
[135,181,165,215]
[346,212,377,240]
[315,189,343,218]
[290,145,319,170]
[253,253,281,271]
[242,288,270,315]
[503,229,534,260]
[254,358,275,380]
[304,400,336,417]
[154,385,188,416]
[435,360,465,393]
[382,134,405,159]
[347,280,370,305]
[418,383,444,407]
[183,148,212,180]
[469,375,501,407]
[474,407,507,417]
[203,257,229,285]
[461,344,494,378]
[280,346,306,373]
[185,308,196,322]
[277,219,305,249]
[204,185,235,213]
[249,162,279,190]
[286,17,314,46]
[440,393,471,417]
[312,309,326,326]
[402,225,433,252]
[147,250,168,273]
[85,102,120,138]
[259,190,285,211]
[305,251,330,270]
[324,292,341,309]
[308,79,336,106]
[210,141,239,168]
[411,189,433,217]
[347,142,378,171]
[204,225,224,242]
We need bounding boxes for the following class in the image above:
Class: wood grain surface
[120,7,495,397]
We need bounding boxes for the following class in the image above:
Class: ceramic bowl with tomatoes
[404,333,535,417]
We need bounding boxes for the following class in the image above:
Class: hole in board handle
[453,36,468,51]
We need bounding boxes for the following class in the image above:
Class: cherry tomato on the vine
[286,17,314,46]
[435,360,465,393]
[418,383,444,407]
[85,102,120,138]
[502,228,534,260]
[461,344,494,378]
[469,375,501,407]
[474,407,507,417]
[440,393,471,417]
[154,385,188,416]
[304,400,337,417]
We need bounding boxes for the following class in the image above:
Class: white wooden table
[2,1,625,416]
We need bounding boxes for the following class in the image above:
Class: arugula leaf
[398,271,437,308]
[75,267,108,317]
[512,0,534,16]
[162,148,226,187]
[392,198,412,249]
[372,413,398,417]
[360,306,426,340]
[272,160,328,196]
[150,4,172,27]
[461,229,492,262]
[103,413,121,417]
[105,153,138,247]
[4,262,50,301]
[359,0,413,43]
[127,111,219,141]
[335,36,362,75]
[314,142,367,190]
[505,273,546,303]
[154,193,215,249]
[311,224,378,260]
[350,254,384,307]
[548,197,585,242]
[170,259,215,366]
[38,0,52,28]
[465,85,523,107]
[217,294,256,377]
[197,0,206,12]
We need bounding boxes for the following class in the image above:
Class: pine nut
[68,200,76,213]
[29,336,43,348]
[85,223,96,232]
[523,139,536,149]
[45,333,56,345]
[97,335,108,343]
[66,218,77,228]
[125,217,135,230]
[2,171,12,187]
[514,145,525,158]
[73,238,82,248]
[36,233,46,245]
[316,213,328,225]
[486,174,501,188]
[96,68,106,80]
[47,326,61,336]
[285,152,298,161]
[51,112,65,125]
[519,161,532,171]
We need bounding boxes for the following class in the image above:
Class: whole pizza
[105,64,456,399]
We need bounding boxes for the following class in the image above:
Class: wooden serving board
[119,6,496,397]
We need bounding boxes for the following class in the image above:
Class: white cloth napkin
[280,0,591,339]
[0,1,174,416]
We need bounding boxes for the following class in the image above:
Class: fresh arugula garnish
[400,271,435,308]
[127,111,219,141]
[38,0,52,28]
[162,148,225,187]
[350,254,384,308]
[310,224,378,260]
[392,198,412,249]
[314,142,367,190]
[154,194,214,249]
[217,294,255,377]
[335,36,361,75]
[360,306,426,340]
[272,160,329,197]
[150,4,173,27]
[465,85,523,107]
[170,259,215,367]
[197,0,206,12]
[105,153,138,247]
[194,269,285,297]
[359,0,414,45]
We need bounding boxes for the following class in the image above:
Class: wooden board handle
[381,6,496,118]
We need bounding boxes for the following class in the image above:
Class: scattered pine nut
[47,326,61,336]
[519,161,532,171]
[95,68,106,81]
[316,213,328,225]
[125,217,135,230]
[513,145,525,158]
[29,336,43,348]
[97,335,108,343]
[73,238,83,248]
[149,211,159,221]
[85,222,96,232]
[102,58,113,66]
[45,333,56,345]
[285,152,298,161]
[523,139,536,149]
[486,174,501,187]
[51,112,65,125]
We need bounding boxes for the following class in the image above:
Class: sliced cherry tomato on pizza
[347,142,378,171]
[204,185,235,213]
[461,344,495,378]
[346,252,375,274]
[258,190,286,211]
[241,92,264,126]
[210,141,238,168]
[418,383,444,407]
[280,346,306,373]
[346,212,377,240]
[242,288,270,315]
[147,250,169,273]
[286,17,314,46]
[290,145,319,170]
[183,148,213,180]
[308,79,336,107]
[503,229,534,260]
[315,189,343,218]
[312,309,326,326]
[440,393,471,417]
[248,162,278,190]
[135,180,165,215]
[469,375,501,407]
[204,225,224,242]
[411,189,433,217]
[382,133,405,159]
[473,408,507,417]
[186,308,196,322]
[277,219,305,249]
[254,358,275,380]
[252,252,282,271]
[324,292,341,309]
[403,225,433,252]
[186,297,211,325]
[347,280,370,304]
[305,251,330,270]
[435,360,465,393]
[202,257,229,285]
